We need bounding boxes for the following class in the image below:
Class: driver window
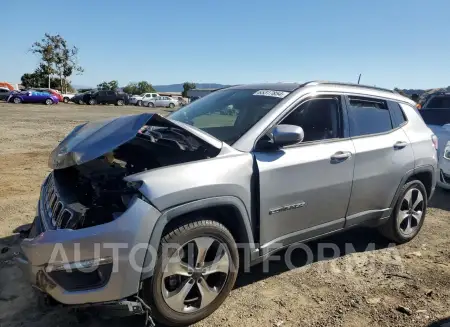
[280,97,342,143]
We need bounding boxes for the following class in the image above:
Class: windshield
[168,88,290,144]
[424,96,450,109]
[420,109,450,126]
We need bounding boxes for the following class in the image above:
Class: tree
[30,33,83,92]
[182,82,196,98]
[20,68,74,90]
[123,81,156,95]
[97,80,119,90]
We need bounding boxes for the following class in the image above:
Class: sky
[2,0,450,89]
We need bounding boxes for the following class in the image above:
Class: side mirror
[272,124,304,147]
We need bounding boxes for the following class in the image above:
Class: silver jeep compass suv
[17,82,438,326]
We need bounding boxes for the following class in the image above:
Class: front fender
[140,195,257,279]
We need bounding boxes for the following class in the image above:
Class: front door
[255,95,355,253]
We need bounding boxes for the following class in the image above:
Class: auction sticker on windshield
[253,90,290,98]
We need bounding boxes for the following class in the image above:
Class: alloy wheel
[13,97,21,104]
[397,188,424,236]
[161,237,230,313]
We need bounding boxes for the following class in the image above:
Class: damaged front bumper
[16,178,162,305]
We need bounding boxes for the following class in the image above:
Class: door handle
[394,141,408,150]
[331,151,352,162]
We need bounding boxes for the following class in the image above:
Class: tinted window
[169,88,289,144]
[106,91,115,96]
[420,109,450,126]
[348,97,392,136]
[389,102,407,128]
[424,96,450,109]
[281,97,341,142]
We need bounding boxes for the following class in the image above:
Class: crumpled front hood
[49,113,222,169]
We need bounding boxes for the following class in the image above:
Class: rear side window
[389,102,408,128]
[348,97,392,136]
[106,91,115,96]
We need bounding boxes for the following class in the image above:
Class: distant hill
[400,86,450,99]
[154,83,230,92]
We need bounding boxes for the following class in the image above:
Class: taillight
[432,134,438,150]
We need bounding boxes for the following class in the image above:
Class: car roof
[224,81,415,105]
[228,83,301,92]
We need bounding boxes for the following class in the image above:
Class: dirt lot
[0,103,449,327]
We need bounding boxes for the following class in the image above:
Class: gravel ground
[0,102,449,327]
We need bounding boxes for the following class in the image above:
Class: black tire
[63,97,69,103]
[137,100,142,107]
[169,103,175,108]
[78,100,83,105]
[378,180,427,244]
[88,98,96,105]
[45,98,53,105]
[12,97,22,104]
[116,99,124,106]
[142,219,239,327]
[148,102,155,108]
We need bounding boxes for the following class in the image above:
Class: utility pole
[357,74,362,84]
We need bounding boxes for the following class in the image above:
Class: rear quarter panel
[400,103,438,170]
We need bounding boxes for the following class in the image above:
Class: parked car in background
[420,106,450,189]
[129,92,159,106]
[72,90,95,104]
[83,90,129,106]
[18,82,437,326]
[0,87,11,101]
[35,88,64,103]
[62,93,76,103]
[7,90,59,105]
[421,92,450,110]
[144,95,179,108]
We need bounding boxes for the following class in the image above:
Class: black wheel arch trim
[390,165,436,210]
[140,195,256,280]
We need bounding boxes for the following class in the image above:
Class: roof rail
[304,81,395,94]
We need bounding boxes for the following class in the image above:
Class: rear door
[345,96,414,226]
[255,95,355,252]
[106,91,116,103]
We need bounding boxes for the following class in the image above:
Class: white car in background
[129,92,159,106]
[143,95,179,108]
[62,93,76,103]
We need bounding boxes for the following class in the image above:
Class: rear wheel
[63,97,69,103]
[45,98,53,105]
[379,180,427,243]
[143,219,239,327]
[12,97,22,104]
[148,102,155,108]
[116,99,124,106]
[88,98,96,105]
[169,103,175,108]
[78,100,83,105]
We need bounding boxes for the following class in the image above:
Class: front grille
[440,170,450,184]
[43,174,74,229]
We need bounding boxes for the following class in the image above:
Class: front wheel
[143,220,239,327]
[88,99,96,105]
[137,100,142,107]
[12,97,22,104]
[63,97,69,103]
[116,99,124,106]
[169,103,175,109]
[378,180,428,244]
[148,102,155,108]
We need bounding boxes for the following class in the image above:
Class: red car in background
[35,88,63,102]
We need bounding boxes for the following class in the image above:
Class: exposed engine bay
[48,123,220,230]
